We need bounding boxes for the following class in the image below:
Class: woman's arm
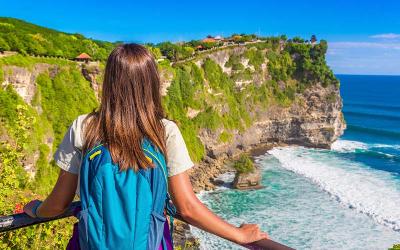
[24,169,78,218]
[169,171,268,245]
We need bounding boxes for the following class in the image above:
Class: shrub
[218,131,233,143]
[233,154,255,174]
[225,54,244,71]
[389,244,400,250]
[244,48,264,70]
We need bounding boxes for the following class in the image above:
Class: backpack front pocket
[147,211,166,250]
[77,208,89,247]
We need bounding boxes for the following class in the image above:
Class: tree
[292,37,305,43]
[5,33,26,54]
[144,45,162,59]
[0,37,10,52]
[0,17,115,60]
[157,42,178,60]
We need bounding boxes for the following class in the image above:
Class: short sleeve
[162,119,194,176]
[53,115,87,175]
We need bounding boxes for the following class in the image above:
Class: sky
[1,0,400,75]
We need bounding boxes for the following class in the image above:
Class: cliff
[0,38,344,249]
[165,45,345,192]
[0,41,345,186]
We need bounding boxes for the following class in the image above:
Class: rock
[198,84,345,159]
[81,63,102,99]
[172,220,200,250]
[233,167,262,190]
[1,65,50,104]
[187,107,201,119]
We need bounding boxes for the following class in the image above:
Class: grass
[218,131,233,143]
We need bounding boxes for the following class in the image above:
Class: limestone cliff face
[194,46,268,88]
[1,64,51,104]
[189,47,345,160]
[80,62,102,99]
[200,84,345,160]
[1,62,102,106]
[186,83,345,192]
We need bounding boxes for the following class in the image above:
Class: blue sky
[1,0,400,75]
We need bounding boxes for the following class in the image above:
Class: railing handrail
[0,201,294,250]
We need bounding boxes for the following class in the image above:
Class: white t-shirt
[54,114,194,177]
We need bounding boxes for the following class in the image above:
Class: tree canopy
[0,17,115,60]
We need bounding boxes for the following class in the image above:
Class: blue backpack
[78,140,175,250]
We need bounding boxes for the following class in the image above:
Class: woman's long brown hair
[83,43,166,171]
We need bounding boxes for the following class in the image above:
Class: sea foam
[331,139,368,152]
[269,146,400,231]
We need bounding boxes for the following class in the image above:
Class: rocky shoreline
[173,142,283,248]
[187,142,280,193]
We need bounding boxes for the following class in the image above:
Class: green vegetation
[36,69,97,145]
[0,17,115,59]
[0,54,98,248]
[233,154,255,174]
[0,53,73,69]
[218,131,233,143]
[244,48,264,70]
[267,51,295,81]
[389,244,400,250]
[0,18,339,248]
[156,42,194,61]
[285,40,339,87]
[225,54,244,71]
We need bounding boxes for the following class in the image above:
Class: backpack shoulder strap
[143,148,168,189]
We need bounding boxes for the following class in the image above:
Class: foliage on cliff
[233,154,255,173]
[0,17,115,60]
[285,40,339,87]
[0,55,98,248]
[0,18,339,248]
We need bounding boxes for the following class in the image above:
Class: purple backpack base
[66,221,173,250]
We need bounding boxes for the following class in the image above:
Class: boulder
[233,167,262,190]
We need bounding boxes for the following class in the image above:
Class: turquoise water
[192,75,400,250]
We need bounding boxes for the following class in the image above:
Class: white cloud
[326,40,400,75]
[370,33,400,39]
[329,42,400,50]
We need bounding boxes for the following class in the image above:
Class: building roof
[214,35,223,40]
[202,38,217,43]
[75,53,91,59]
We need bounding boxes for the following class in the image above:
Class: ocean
[191,75,400,250]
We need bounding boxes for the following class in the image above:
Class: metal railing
[0,202,294,250]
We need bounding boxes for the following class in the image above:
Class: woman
[24,44,268,249]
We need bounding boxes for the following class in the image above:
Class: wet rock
[233,167,262,190]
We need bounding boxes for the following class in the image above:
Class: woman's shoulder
[161,118,177,128]
[161,118,180,137]
[161,118,194,176]
[69,114,91,149]
[73,114,90,129]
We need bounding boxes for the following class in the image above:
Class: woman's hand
[23,170,78,218]
[23,200,42,218]
[235,223,268,245]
